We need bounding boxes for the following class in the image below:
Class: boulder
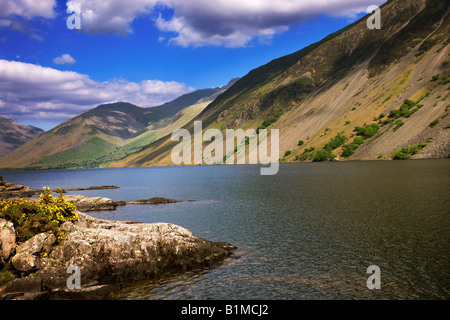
[1,212,235,299]
[0,219,16,267]
[64,195,118,211]
[11,232,56,272]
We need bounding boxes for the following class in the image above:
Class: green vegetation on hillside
[429,118,440,128]
[354,123,380,138]
[342,137,365,157]
[393,143,427,159]
[312,133,347,162]
[31,137,117,169]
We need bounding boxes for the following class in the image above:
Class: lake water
[1,160,449,299]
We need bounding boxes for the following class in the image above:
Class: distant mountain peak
[0,116,44,158]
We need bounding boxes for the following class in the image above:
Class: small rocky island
[0,180,235,299]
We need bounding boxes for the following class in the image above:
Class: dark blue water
[2,160,449,299]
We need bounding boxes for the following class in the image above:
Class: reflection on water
[2,160,449,299]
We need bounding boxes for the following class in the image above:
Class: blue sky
[0,0,386,130]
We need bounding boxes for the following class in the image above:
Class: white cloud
[53,54,77,66]
[0,0,386,46]
[0,59,195,125]
[156,0,386,47]
[67,0,158,36]
[65,0,386,47]
[0,0,56,19]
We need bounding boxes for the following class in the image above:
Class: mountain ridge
[110,0,450,167]
[0,116,44,159]
[0,78,239,169]
[0,0,448,169]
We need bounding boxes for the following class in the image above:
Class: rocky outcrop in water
[59,185,119,192]
[0,212,235,299]
[64,195,183,211]
[126,197,181,205]
[64,195,121,211]
[0,182,40,200]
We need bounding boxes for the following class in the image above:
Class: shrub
[393,144,427,160]
[429,118,440,128]
[389,109,401,119]
[324,133,346,151]
[440,76,450,85]
[342,137,364,158]
[313,149,336,162]
[394,119,405,131]
[382,118,394,125]
[353,137,365,145]
[342,143,359,157]
[408,107,419,117]
[393,149,411,160]
[399,105,412,117]
[284,150,291,157]
[403,99,416,109]
[355,124,379,138]
[0,187,78,243]
[297,140,304,146]
[432,74,440,81]
[297,153,310,161]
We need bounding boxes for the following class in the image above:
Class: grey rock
[11,232,56,272]
[1,212,236,299]
[11,254,39,272]
[64,195,118,211]
[0,182,40,200]
[0,219,16,267]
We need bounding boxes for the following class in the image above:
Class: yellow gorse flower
[0,187,78,244]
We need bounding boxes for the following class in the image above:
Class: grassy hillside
[0,80,238,169]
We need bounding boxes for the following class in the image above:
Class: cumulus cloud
[53,54,76,66]
[157,0,386,47]
[0,0,55,41]
[0,0,56,19]
[66,0,158,36]
[65,0,385,47]
[0,59,195,126]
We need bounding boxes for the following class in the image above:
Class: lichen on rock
[0,212,235,299]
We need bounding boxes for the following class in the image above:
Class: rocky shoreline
[0,182,187,212]
[0,181,41,200]
[0,182,236,300]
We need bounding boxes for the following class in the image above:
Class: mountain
[0,116,44,158]
[110,0,449,167]
[1,0,448,170]
[0,78,239,169]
